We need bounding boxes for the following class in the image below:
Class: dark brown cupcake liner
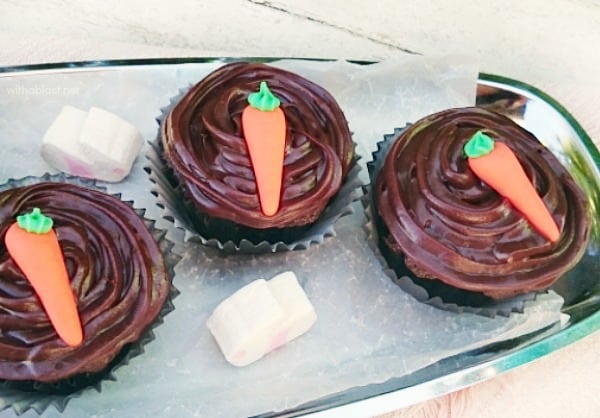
[363,129,540,318]
[145,88,363,254]
[0,173,180,415]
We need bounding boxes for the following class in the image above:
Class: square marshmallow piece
[206,279,286,367]
[78,107,143,181]
[206,272,317,367]
[41,106,143,182]
[41,105,95,177]
[267,271,318,350]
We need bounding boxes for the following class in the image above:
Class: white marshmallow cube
[266,271,318,350]
[79,107,143,179]
[41,106,94,178]
[206,271,317,367]
[41,105,143,182]
[207,279,285,367]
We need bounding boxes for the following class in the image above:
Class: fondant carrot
[4,208,83,347]
[464,131,560,243]
[241,81,286,216]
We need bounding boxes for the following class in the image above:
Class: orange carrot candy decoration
[464,131,560,243]
[4,207,83,347]
[241,81,287,216]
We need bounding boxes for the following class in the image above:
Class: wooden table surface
[1,1,599,417]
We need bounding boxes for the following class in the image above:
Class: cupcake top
[0,182,169,382]
[161,62,355,229]
[375,107,591,299]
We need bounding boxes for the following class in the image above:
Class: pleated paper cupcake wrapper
[145,88,364,254]
[0,174,180,415]
[363,128,540,318]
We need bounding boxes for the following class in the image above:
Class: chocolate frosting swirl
[0,183,169,382]
[162,62,355,229]
[376,107,591,299]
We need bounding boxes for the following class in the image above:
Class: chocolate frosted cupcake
[0,177,176,411]
[151,62,360,252]
[370,107,591,312]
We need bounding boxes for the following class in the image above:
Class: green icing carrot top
[16,207,53,234]
[464,130,495,158]
[247,81,281,112]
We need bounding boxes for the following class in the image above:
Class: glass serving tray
[0,58,599,418]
